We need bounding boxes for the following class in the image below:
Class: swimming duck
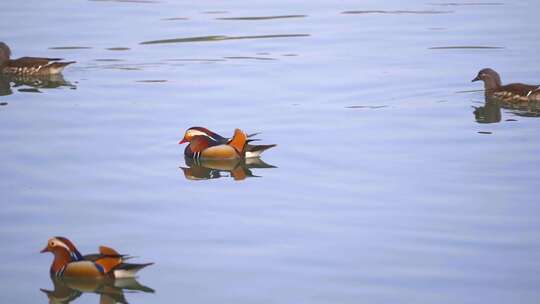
[0,42,75,75]
[472,68,540,103]
[179,127,276,160]
[41,237,153,278]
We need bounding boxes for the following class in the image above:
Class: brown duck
[472,68,540,103]
[0,42,75,75]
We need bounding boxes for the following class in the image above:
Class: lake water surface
[1,1,540,303]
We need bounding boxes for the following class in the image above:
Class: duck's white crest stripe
[190,130,217,141]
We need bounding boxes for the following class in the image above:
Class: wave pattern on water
[140,34,310,45]
[216,15,308,21]
[342,10,453,14]
[429,2,504,6]
[429,46,504,49]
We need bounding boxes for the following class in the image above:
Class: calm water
[1,1,540,303]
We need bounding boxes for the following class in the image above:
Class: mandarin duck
[181,157,276,181]
[42,276,154,304]
[41,237,153,279]
[0,42,75,75]
[179,127,276,160]
[472,68,540,103]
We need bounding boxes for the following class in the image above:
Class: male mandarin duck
[472,68,540,103]
[179,127,276,160]
[41,237,153,278]
[0,42,75,75]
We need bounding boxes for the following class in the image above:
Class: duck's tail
[47,61,76,74]
[113,262,155,278]
[245,144,277,158]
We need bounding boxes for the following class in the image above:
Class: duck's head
[0,42,11,63]
[41,237,83,261]
[179,126,221,144]
[472,68,502,90]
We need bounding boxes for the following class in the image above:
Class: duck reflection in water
[41,276,154,304]
[181,157,276,181]
[473,98,540,123]
[0,73,75,96]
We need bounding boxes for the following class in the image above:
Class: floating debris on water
[456,89,484,93]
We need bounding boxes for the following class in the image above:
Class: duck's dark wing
[10,57,63,66]
[82,253,130,262]
[6,57,75,73]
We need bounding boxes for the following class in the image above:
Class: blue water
[1,1,539,303]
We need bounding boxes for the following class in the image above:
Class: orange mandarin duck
[179,127,276,160]
[41,237,153,279]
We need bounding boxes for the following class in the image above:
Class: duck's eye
[51,242,55,246]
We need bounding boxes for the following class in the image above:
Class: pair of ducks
[3,42,539,103]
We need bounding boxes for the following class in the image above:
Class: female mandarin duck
[41,237,153,278]
[0,42,75,75]
[472,68,540,103]
[179,127,276,160]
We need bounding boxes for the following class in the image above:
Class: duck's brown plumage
[0,42,75,75]
[472,68,540,103]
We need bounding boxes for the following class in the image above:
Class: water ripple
[216,15,307,21]
[342,10,453,14]
[140,34,310,45]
